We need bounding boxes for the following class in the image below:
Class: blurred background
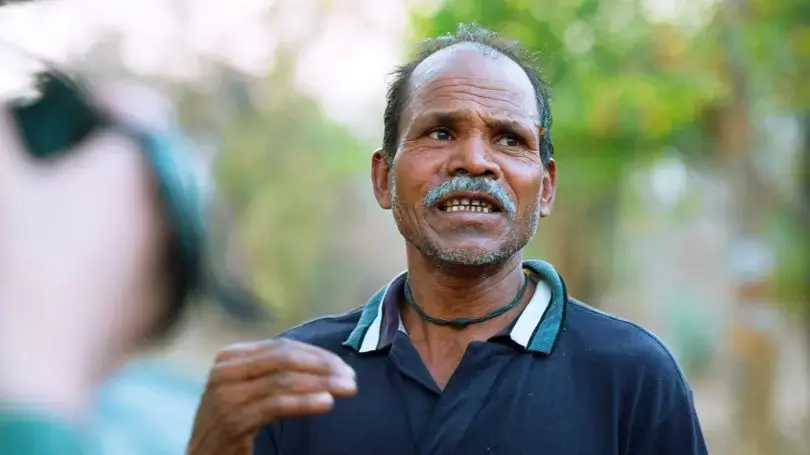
[1,0,808,454]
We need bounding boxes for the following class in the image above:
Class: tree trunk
[800,113,810,447]
[546,184,620,308]
[713,3,779,453]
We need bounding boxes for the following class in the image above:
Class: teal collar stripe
[342,260,567,354]
[343,271,406,353]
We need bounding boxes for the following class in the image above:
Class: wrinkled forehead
[405,42,539,122]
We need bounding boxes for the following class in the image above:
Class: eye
[428,128,453,141]
[495,134,522,147]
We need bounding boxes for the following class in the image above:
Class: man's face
[372,43,557,267]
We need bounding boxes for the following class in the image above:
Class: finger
[213,349,344,384]
[268,339,356,378]
[212,340,355,383]
[252,392,335,432]
[0,106,29,184]
[224,371,357,407]
[265,372,356,399]
[261,391,335,422]
[222,338,346,361]
[216,391,335,441]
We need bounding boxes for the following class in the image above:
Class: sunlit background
[1,0,808,454]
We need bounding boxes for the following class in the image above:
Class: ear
[371,149,393,210]
[539,159,557,218]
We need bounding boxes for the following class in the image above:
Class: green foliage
[412,0,809,308]
[409,0,727,301]
[411,0,725,158]
[770,212,810,314]
[214,61,366,325]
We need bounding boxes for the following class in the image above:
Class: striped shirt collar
[343,260,568,354]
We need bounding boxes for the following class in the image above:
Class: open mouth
[438,194,501,214]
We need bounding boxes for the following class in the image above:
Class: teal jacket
[0,360,204,455]
[0,410,87,454]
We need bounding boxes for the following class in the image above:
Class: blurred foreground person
[188,24,709,455]
[0,86,170,453]
[0,79,257,454]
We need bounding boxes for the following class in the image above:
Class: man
[188,24,708,454]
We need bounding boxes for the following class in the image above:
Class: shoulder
[562,300,709,451]
[562,299,699,429]
[563,298,689,390]
[275,306,363,351]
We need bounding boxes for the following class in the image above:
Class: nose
[447,135,501,179]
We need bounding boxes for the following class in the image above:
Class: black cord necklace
[403,271,530,329]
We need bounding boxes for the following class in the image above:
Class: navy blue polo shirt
[254,260,708,455]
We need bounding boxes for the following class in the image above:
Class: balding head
[381,23,553,165]
[402,42,540,141]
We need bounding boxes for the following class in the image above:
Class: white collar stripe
[509,279,552,347]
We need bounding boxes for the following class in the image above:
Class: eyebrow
[415,110,540,140]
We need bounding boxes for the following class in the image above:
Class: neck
[402,247,528,338]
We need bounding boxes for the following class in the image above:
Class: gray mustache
[422,175,516,216]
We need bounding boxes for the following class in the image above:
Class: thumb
[0,105,30,186]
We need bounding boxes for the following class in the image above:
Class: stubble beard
[389,167,541,269]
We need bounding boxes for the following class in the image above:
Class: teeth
[443,198,494,213]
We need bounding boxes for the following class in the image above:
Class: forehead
[404,43,539,124]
